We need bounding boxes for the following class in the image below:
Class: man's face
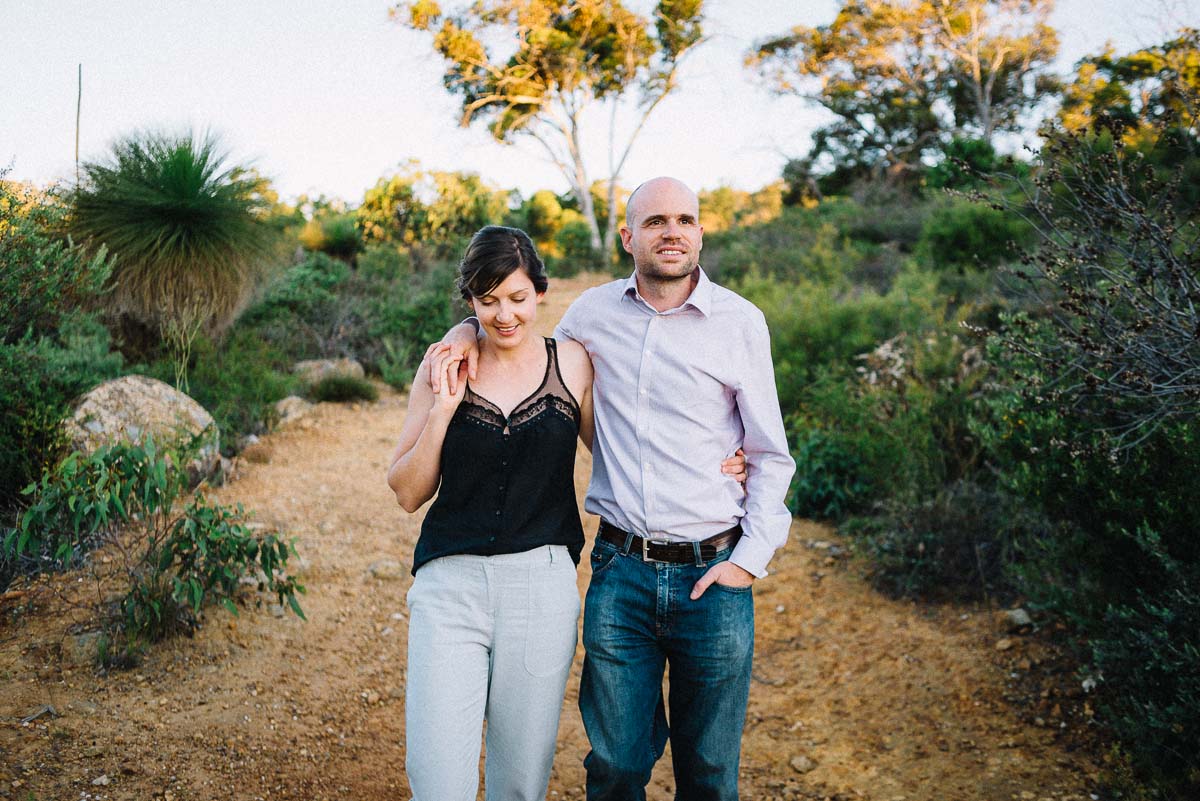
[619,180,703,280]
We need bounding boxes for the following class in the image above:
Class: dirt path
[1,273,1099,801]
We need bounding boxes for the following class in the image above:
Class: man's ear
[619,225,633,253]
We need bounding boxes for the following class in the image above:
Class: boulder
[63,375,219,482]
[274,396,314,427]
[292,358,364,388]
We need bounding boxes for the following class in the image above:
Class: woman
[387,225,745,800]
[387,225,592,801]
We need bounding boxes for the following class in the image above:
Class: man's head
[620,177,703,281]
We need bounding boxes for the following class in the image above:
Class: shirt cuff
[730,537,774,579]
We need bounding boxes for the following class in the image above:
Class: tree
[991,124,1200,452]
[931,0,1059,143]
[1059,27,1200,136]
[70,131,273,390]
[748,0,1058,184]
[392,0,704,261]
[357,164,510,262]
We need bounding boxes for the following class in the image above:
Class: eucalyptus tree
[71,131,273,390]
[1059,27,1200,136]
[748,0,1058,183]
[393,0,704,261]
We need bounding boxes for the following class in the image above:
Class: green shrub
[843,481,1035,601]
[141,329,296,447]
[916,200,1032,272]
[786,426,869,519]
[309,375,379,403]
[1091,529,1200,791]
[379,338,419,390]
[0,313,124,506]
[122,492,305,643]
[4,437,304,651]
[1,177,113,344]
[299,212,363,263]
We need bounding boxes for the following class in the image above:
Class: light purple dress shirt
[555,268,796,577]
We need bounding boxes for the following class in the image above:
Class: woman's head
[456,225,548,302]
[457,226,548,348]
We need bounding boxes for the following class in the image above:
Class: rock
[241,440,273,464]
[275,396,314,427]
[1001,607,1033,631]
[995,638,1014,651]
[62,631,105,667]
[368,560,407,581]
[92,775,110,786]
[269,604,285,618]
[292,358,364,388]
[63,375,219,483]
[789,755,817,774]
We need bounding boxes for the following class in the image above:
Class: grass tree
[71,131,273,390]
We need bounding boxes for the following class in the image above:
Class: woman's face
[469,268,544,349]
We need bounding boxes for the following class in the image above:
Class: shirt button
[489,536,496,542]
[495,509,501,516]
[639,388,647,396]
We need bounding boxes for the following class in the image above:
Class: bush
[140,329,296,448]
[0,314,124,506]
[843,481,1036,601]
[309,375,379,403]
[4,437,304,652]
[1,177,112,344]
[786,426,869,519]
[915,199,1032,273]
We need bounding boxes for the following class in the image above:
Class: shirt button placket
[639,317,658,528]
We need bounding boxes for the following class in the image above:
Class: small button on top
[495,509,502,516]
[489,536,496,542]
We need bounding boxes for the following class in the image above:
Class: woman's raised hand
[430,354,468,417]
[426,322,481,394]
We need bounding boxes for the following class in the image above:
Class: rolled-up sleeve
[730,313,796,578]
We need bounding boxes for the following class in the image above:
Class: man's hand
[721,448,747,485]
[690,560,755,600]
[426,322,480,394]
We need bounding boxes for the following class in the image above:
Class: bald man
[431,177,795,799]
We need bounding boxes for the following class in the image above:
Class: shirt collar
[622,266,713,317]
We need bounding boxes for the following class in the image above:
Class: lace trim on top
[457,338,580,433]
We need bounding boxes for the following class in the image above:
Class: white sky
[4,0,1197,203]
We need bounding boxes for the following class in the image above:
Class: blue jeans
[579,537,755,800]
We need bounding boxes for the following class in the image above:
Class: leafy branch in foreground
[3,437,304,659]
[987,124,1200,454]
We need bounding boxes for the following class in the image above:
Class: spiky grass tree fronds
[71,130,274,388]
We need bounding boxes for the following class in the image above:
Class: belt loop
[691,541,705,567]
[621,528,636,555]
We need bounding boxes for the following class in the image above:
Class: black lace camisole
[412,337,584,574]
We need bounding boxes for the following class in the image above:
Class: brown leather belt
[598,520,742,564]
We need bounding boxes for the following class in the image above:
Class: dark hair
[456,226,548,301]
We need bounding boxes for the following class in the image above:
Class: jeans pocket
[524,563,581,678]
[588,541,621,577]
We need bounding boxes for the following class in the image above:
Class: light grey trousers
[404,544,580,801]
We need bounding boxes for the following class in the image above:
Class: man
[432,177,794,799]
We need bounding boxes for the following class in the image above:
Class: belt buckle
[641,538,672,563]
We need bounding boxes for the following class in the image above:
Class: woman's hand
[721,448,748,485]
[426,322,481,394]
[430,355,468,418]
